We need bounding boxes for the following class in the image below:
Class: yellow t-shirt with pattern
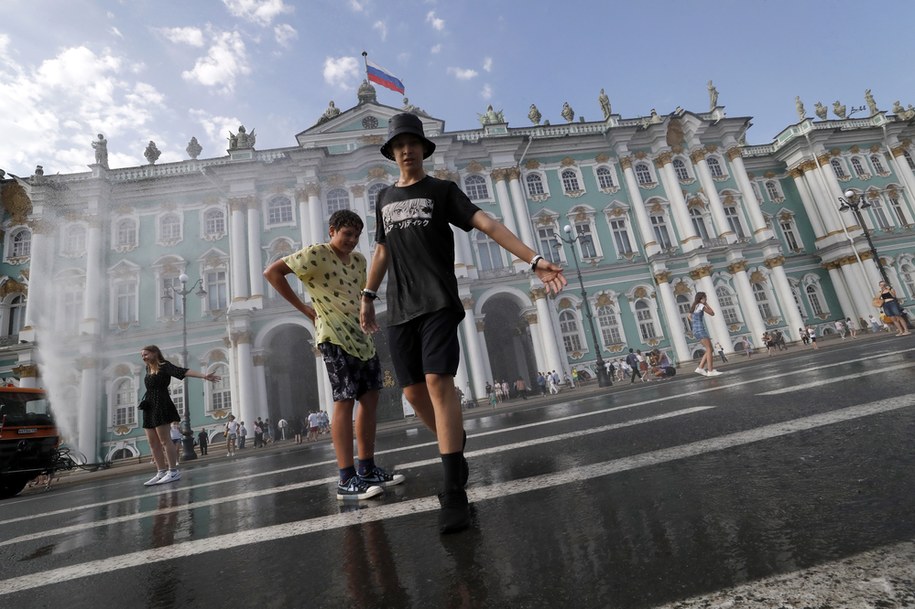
[282,244,375,361]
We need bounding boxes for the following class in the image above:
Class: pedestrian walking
[197,429,208,456]
[691,292,721,376]
[265,209,404,501]
[846,317,858,338]
[806,326,819,349]
[138,344,219,486]
[834,319,846,339]
[237,421,247,449]
[626,349,642,383]
[715,341,728,363]
[224,414,238,456]
[875,281,910,336]
[359,113,566,533]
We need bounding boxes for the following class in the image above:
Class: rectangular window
[610,219,632,255]
[206,270,229,311]
[575,223,597,259]
[538,227,561,264]
[115,281,137,325]
[780,220,799,250]
[162,276,185,318]
[651,216,672,249]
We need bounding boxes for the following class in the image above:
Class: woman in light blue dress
[690,292,721,377]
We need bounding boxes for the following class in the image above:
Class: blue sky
[1,0,913,177]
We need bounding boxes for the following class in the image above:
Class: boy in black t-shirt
[360,113,566,533]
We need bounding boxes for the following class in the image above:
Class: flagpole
[362,50,368,75]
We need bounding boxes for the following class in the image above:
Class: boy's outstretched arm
[360,243,389,334]
[263,259,317,322]
[470,211,567,295]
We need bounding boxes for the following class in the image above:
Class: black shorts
[318,342,383,402]
[388,309,464,387]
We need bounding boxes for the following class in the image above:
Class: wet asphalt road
[1,336,914,609]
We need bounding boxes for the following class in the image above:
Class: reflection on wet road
[1,339,913,608]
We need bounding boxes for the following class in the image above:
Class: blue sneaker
[336,476,383,501]
[359,466,405,487]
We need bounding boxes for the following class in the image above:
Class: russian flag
[366,59,405,94]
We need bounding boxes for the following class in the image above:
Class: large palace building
[1,81,913,462]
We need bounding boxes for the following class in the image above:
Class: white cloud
[483,57,492,72]
[160,26,205,47]
[181,30,250,93]
[222,0,293,26]
[481,84,492,100]
[373,20,387,42]
[426,11,445,31]
[349,0,367,12]
[110,27,124,40]
[274,23,297,47]
[447,66,478,81]
[322,56,360,89]
[190,108,243,148]
[430,43,441,54]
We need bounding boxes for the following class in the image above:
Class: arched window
[561,169,581,193]
[597,304,622,345]
[367,182,386,212]
[765,181,780,201]
[11,228,31,258]
[707,157,724,178]
[596,166,615,189]
[113,378,136,427]
[689,207,710,241]
[900,262,915,297]
[716,286,741,326]
[673,158,690,181]
[204,209,226,237]
[609,218,632,255]
[650,213,673,249]
[870,154,886,174]
[464,175,489,200]
[559,309,583,354]
[267,196,294,225]
[724,205,746,239]
[208,363,232,413]
[805,284,824,317]
[851,157,866,177]
[753,283,773,319]
[160,213,181,242]
[677,294,692,333]
[64,225,86,255]
[115,219,136,248]
[526,173,545,197]
[326,188,350,214]
[831,158,847,178]
[635,163,653,185]
[474,230,504,272]
[635,299,658,340]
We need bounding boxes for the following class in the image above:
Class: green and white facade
[2,81,914,462]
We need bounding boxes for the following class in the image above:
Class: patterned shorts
[318,342,383,402]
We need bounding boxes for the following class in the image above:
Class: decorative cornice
[654,151,673,167]
[799,160,818,173]
[506,167,521,180]
[763,255,785,268]
[530,287,547,301]
[727,260,748,274]
[304,183,321,197]
[726,147,742,161]
[350,185,365,197]
[619,156,632,170]
[653,271,671,284]
[689,265,713,280]
[461,297,475,310]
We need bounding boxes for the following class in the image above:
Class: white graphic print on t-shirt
[381,198,433,232]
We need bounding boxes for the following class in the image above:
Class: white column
[78,362,99,461]
[491,169,518,235]
[233,333,257,426]
[229,199,249,299]
[890,145,915,210]
[23,228,51,331]
[351,185,369,257]
[507,168,536,246]
[82,220,103,333]
[729,261,768,345]
[656,152,701,252]
[764,256,805,341]
[791,167,827,238]
[307,185,323,247]
[475,316,495,385]
[247,201,263,297]
[453,226,473,280]
[727,145,774,242]
[454,349,472,403]
[691,150,733,242]
[826,263,859,322]
[808,155,849,234]
[524,310,547,374]
[459,302,489,400]
[533,288,565,373]
[694,268,731,344]
[252,353,268,426]
[840,260,876,320]
[653,274,690,363]
[619,157,660,257]
[296,188,310,249]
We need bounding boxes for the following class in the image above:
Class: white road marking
[756,362,915,395]
[0,407,712,548]
[0,396,910,596]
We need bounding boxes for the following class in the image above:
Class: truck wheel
[0,475,30,499]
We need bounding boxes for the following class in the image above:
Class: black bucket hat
[380,113,436,161]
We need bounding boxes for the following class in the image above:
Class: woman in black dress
[140,345,220,486]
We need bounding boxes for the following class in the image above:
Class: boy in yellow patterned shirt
[264,209,405,500]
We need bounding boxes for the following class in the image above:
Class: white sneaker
[144,471,167,486]
[155,469,181,484]
[706,370,723,377]
[694,368,708,376]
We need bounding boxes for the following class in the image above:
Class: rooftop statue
[402,97,429,117]
[528,104,542,125]
[832,100,847,119]
[186,136,202,160]
[892,100,915,121]
[598,88,611,119]
[316,100,341,125]
[814,102,828,120]
[707,80,718,110]
[865,89,878,115]
[229,125,256,149]
[144,141,161,165]
[478,104,505,126]
[795,96,806,121]
[92,133,108,168]
[561,102,574,123]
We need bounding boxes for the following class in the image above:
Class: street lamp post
[163,273,207,462]
[555,225,613,387]
[837,190,891,286]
